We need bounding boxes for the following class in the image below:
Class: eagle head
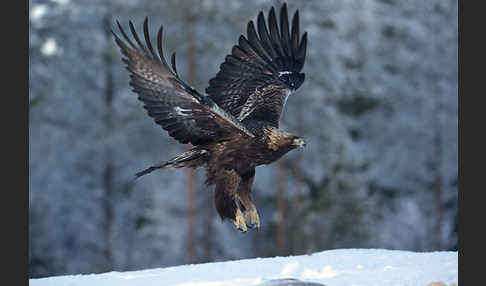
[264,127,306,152]
[278,72,305,91]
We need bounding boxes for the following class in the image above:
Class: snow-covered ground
[30,249,458,286]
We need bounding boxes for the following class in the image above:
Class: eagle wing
[206,3,307,128]
[112,19,254,146]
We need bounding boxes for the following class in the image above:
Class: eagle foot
[244,208,260,229]
[233,209,248,233]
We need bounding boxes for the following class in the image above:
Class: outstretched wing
[112,18,254,146]
[206,3,307,128]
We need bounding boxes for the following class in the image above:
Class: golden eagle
[112,3,307,232]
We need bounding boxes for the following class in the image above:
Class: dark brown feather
[112,19,254,145]
[280,3,292,59]
[113,5,308,229]
[206,3,307,128]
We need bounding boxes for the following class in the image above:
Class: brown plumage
[112,3,307,232]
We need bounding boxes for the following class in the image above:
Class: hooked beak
[293,138,306,148]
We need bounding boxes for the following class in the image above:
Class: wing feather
[129,20,147,53]
[113,19,254,145]
[206,3,307,128]
[280,4,293,66]
[268,7,285,61]
[257,11,278,61]
[291,10,300,59]
[247,21,274,69]
[297,32,308,69]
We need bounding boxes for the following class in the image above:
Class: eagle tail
[135,149,209,179]
[135,164,167,179]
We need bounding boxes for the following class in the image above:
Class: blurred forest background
[29,0,458,278]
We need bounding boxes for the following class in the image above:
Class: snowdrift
[30,249,458,286]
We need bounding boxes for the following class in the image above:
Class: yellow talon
[234,209,247,232]
[244,208,260,229]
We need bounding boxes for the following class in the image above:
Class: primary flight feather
[113,3,307,232]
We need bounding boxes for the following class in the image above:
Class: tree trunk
[276,160,287,254]
[102,11,115,272]
[202,201,213,262]
[102,162,114,270]
[186,168,195,264]
[185,0,197,264]
[432,107,444,250]
[292,99,305,255]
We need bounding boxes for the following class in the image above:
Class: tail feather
[135,164,168,179]
[134,149,209,179]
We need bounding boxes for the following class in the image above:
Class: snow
[40,38,59,56]
[30,249,458,286]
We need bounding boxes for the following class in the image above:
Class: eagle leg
[244,205,260,229]
[237,169,260,229]
[214,169,249,232]
[233,207,248,233]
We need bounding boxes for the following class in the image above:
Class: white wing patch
[283,89,291,108]
[278,71,292,76]
[280,89,292,120]
[237,92,259,121]
[207,101,255,138]
[173,106,192,116]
